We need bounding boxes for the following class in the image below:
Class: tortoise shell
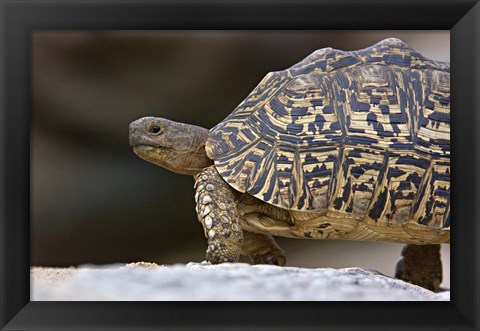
[206,38,450,230]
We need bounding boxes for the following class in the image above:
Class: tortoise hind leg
[241,231,286,266]
[395,244,442,291]
[195,166,243,264]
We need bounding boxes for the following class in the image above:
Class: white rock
[30,263,449,301]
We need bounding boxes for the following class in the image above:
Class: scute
[206,38,450,230]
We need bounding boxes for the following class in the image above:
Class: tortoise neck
[170,125,214,176]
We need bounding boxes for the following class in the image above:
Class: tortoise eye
[149,125,162,135]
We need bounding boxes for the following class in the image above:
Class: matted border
[1,0,479,329]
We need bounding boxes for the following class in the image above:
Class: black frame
[1,0,479,330]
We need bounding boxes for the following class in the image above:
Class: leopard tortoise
[129,38,450,291]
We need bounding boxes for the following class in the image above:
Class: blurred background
[31,30,450,287]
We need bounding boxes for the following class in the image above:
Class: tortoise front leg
[194,166,243,263]
[241,231,286,266]
[395,244,442,291]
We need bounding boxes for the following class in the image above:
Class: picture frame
[1,0,479,329]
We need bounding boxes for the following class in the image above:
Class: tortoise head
[129,117,213,176]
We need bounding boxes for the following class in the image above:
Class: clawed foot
[251,250,287,266]
[241,231,286,266]
[395,244,442,292]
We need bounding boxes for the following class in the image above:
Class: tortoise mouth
[132,144,173,166]
[132,145,173,162]
[132,144,203,175]
[133,144,172,152]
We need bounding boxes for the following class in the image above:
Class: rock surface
[31,262,449,301]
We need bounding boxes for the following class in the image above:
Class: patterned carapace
[206,38,450,230]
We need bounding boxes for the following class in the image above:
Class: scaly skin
[195,166,286,265]
[195,166,243,263]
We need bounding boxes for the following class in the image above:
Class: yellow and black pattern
[206,38,450,230]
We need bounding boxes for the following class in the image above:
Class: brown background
[31,30,450,287]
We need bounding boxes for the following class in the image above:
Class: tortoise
[129,38,450,291]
